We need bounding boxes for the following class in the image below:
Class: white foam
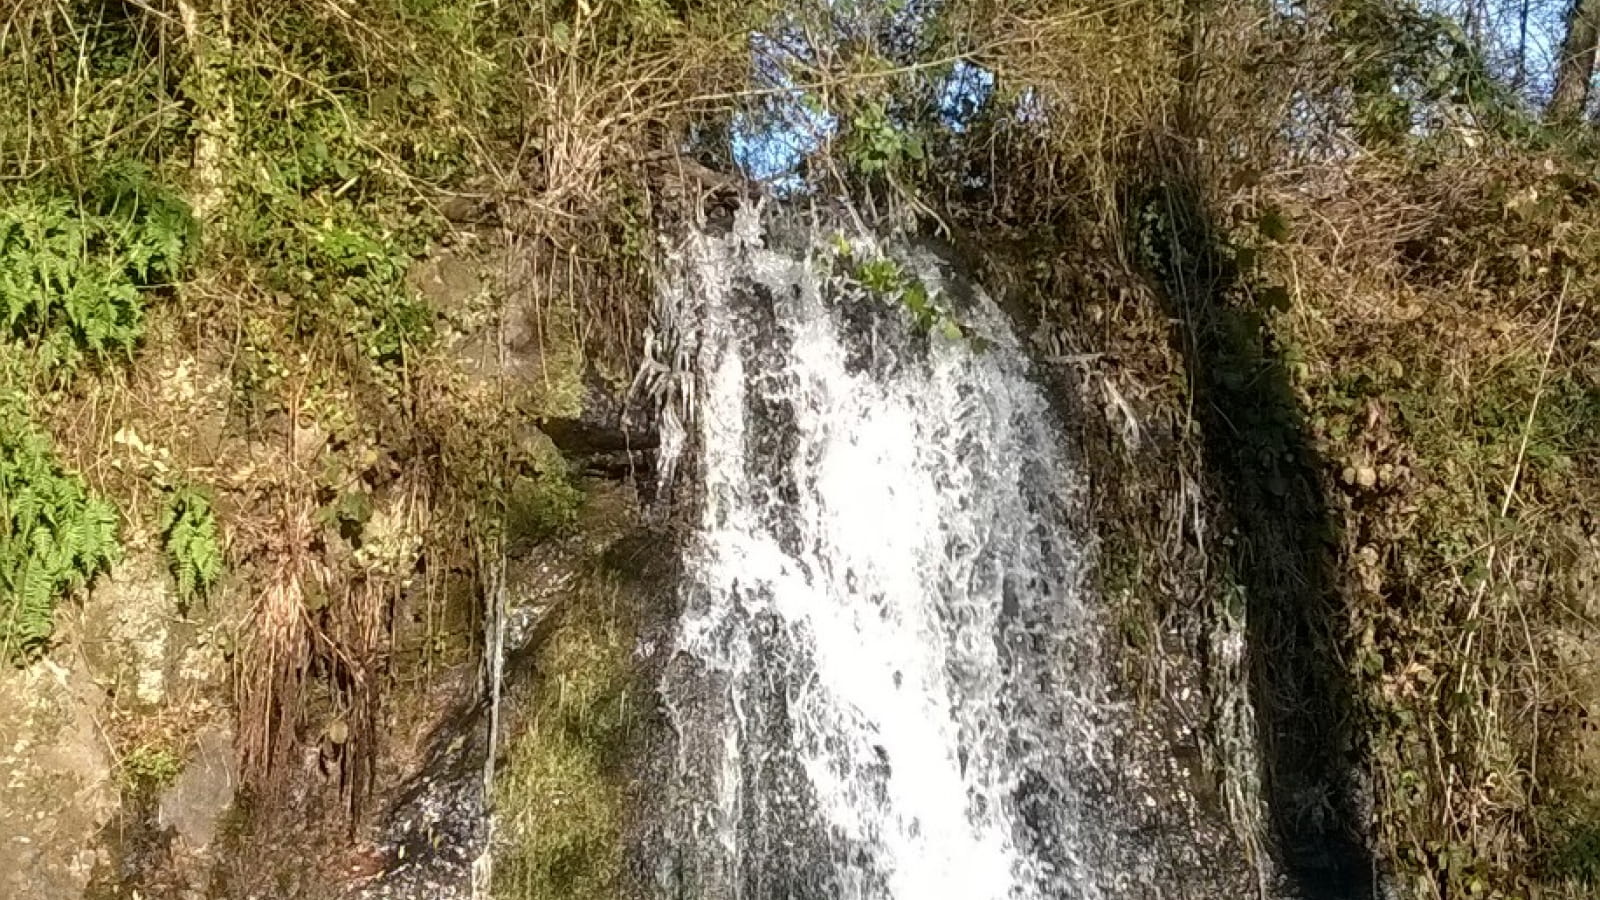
[661,213,1113,900]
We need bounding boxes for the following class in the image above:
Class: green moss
[504,431,585,549]
[493,579,635,900]
[525,304,588,421]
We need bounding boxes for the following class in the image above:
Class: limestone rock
[80,556,178,709]
[0,660,118,900]
[159,724,238,853]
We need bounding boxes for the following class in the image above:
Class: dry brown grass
[492,0,757,376]
[235,491,317,790]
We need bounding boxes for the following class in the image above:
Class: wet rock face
[332,479,670,900]
[354,714,490,900]
[0,661,118,900]
[537,367,661,481]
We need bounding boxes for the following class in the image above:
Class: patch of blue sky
[731,98,837,192]
[1416,0,1565,102]
[936,59,995,132]
[729,28,837,191]
[730,55,999,187]
[725,0,1011,188]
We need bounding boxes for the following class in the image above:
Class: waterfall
[644,204,1215,900]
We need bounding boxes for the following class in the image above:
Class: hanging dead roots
[237,496,319,796]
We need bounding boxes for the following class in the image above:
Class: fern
[0,164,194,370]
[158,485,222,604]
[0,397,121,663]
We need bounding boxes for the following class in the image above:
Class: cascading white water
[647,205,1228,900]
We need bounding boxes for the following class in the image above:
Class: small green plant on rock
[158,485,223,606]
[843,97,927,176]
[120,743,183,792]
[850,253,964,339]
[503,432,585,552]
[0,398,121,663]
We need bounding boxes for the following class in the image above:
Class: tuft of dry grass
[491,0,758,377]
[236,493,317,790]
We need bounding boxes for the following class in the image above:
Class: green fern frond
[0,398,121,664]
[159,486,222,605]
[0,166,194,370]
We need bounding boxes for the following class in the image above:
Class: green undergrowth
[1256,154,1600,895]
[0,0,720,893]
[0,119,192,668]
[158,485,223,607]
[0,2,190,176]
[0,4,200,666]
[210,19,463,392]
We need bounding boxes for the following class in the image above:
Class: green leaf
[1259,284,1292,312]
[159,485,222,605]
[1257,208,1290,242]
[0,397,121,663]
